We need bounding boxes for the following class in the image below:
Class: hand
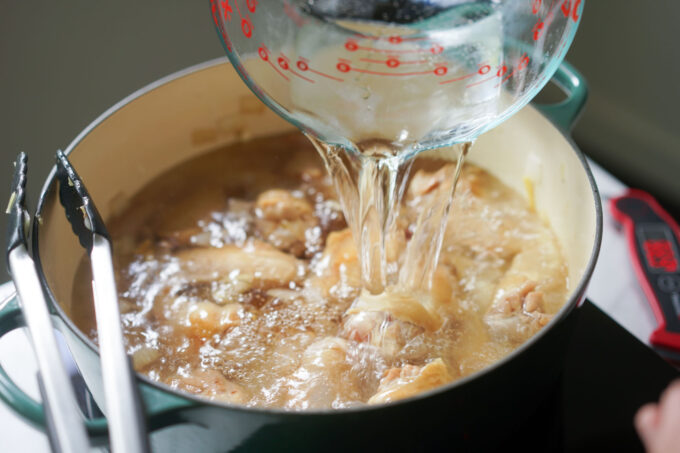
[635,379,680,453]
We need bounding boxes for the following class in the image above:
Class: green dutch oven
[0,58,598,451]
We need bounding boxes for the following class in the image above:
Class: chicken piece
[167,368,249,404]
[151,238,305,339]
[342,310,422,360]
[484,276,553,343]
[345,260,460,331]
[175,239,303,286]
[182,301,243,337]
[483,230,566,343]
[152,288,244,339]
[285,337,361,409]
[254,189,319,257]
[306,229,361,300]
[155,241,303,338]
[341,261,460,360]
[407,164,456,199]
[368,358,452,404]
[342,297,434,361]
[346,290,443,332]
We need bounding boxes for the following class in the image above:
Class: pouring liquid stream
[309,136,471,297]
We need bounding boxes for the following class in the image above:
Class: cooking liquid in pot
[73,132,568,409]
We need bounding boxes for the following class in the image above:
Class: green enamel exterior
[0,295,196,443]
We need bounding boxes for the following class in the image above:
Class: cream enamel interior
[36,60,598,338]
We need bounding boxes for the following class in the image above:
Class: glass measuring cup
[210,0,583,156]
[209,0,584,295]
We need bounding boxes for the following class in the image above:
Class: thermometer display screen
[638,225,679,273]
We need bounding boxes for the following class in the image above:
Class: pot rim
[32,57,603,416]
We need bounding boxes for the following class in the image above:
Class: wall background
[566,0,680,208]
[1,1,679,277]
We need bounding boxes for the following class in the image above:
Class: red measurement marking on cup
[211,0,221,23]
[454,54,531,89]
[496,72,515,87]
[359,57,429,66]
[297,57,344,82]
[335,59,447,77]
[532,0,575,41]
[232,0,253,38]
[258,47,344,83]
[440,63,490,85]
[572,0,582,21]
[439,72,475,85]
[211,0,232,51]
[466,64,508,88]
[278,53,315,83]
[495,53,530,87]
[258,45,289,81]
[561,0,581,21]
[390,35,428,43]
[466,75,496,88]
[336,59,352,73]
[345,39,444,55]
[220,0,233,21]
[533,20,545,40]
[530,0,546,41]
[353,34,428,43]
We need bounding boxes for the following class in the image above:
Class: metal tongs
[6,153,90,453]
[55,151,150,453]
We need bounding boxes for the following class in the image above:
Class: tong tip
[55,150,109,251]
[6,152,29,264]
[57,150,109,250]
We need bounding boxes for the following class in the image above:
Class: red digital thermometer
[611,190,680,362]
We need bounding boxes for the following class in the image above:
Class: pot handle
[533,60,588,132]
[0,290,196,443]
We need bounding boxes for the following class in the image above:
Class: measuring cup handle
[533,60,588,132]
[0,287,196,444]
